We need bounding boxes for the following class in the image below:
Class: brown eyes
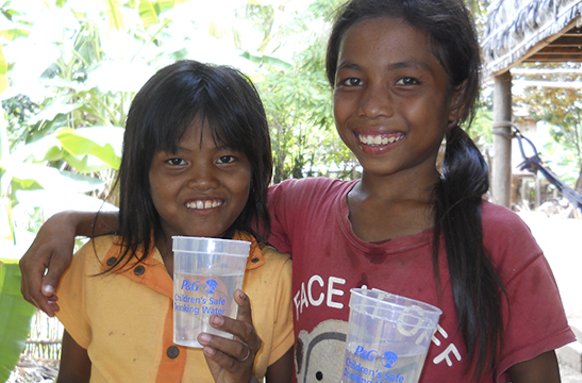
[166,158,186,166]
[339,76,419,87]
[165,156,236,166]
[217,156,236,165]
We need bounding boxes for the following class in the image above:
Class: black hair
[104,60,272,269]
[326,0,505,380]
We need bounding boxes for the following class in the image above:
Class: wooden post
[492,71,512,208]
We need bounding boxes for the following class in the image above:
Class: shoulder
[270,177,355,195]
[245,245,292,285]
[481,201,544,276]
[89,235,119,252]
[58,235,120,300]
[481,201,536,240]
[259,245,292,270]
[73,235,121,268]
[482,200,527,225]
[243,246,292,299]
[269,177,356,202]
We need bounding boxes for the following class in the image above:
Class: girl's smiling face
[149,123,251,242]
[333,17,461,179]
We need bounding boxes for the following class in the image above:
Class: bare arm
[265,347,293,383]
[19,210,119,316]
[56,330,91,383]
[507,350,560,383]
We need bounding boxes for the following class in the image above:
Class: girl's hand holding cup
[198,289,262,383]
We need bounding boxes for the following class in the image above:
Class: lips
[357,132,404,147]
[185,199,224,210]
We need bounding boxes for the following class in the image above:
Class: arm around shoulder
[19,210,119,316]
[265,347,293,383]
[507,350,560,383]
[264,250,294,383]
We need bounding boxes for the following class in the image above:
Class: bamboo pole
[492,71,513,208]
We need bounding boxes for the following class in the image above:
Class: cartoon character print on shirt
[295,319,348,383]
[295,319,465,383]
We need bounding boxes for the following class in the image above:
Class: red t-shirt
[267,177,574,383]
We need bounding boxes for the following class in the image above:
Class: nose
[187,163,219,190]
[357,82,394,118]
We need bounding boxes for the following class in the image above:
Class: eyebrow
[337,59,431,72]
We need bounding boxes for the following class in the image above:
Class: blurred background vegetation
[0,0,580,381]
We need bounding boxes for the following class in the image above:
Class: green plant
[0,259,36,382]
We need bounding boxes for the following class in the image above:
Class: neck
[347,167,441,242]
[358,166,441,203]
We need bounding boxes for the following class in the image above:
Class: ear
[448,80,468,122]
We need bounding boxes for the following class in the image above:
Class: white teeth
[186,200,223,210]
[358,134,403,146]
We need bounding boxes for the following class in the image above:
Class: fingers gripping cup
[172,236,250,348]
[343,288,442,383]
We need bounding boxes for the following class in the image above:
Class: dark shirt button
[251,258,259,263]
[106,257,117,266]
[167,346,180,359]
[134,265,145,276]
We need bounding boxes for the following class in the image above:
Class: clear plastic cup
[172,236,250,348]
[342,288,442,383]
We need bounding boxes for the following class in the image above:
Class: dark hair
[105,60,272,269]
[326,0,505,380]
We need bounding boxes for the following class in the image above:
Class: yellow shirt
[55,233,293,382]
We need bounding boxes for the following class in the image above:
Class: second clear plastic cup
[172,236,250,348]
[342,288,442,383]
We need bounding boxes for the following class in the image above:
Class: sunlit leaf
[138,0,159,28]
[26,96,84,126]
[0,45,7,75]
[241,50,293,70]
[5,162,105,193]
[0,260,35,383]
[56,127,123,170]
[0,27,30,41]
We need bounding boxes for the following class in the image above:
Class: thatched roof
[481,0,582,79]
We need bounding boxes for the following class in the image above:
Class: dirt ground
[7,355,57,383]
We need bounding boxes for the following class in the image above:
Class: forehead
[337,17,442,73]
[179,120,221,147]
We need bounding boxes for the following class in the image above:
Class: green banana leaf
[0,258,36,382]
[6,126,123,176]
[56,127,123,171]
[139,0,189,28]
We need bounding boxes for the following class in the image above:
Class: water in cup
[342,288,442,383]
[344,339,427,382]
[174,270,245,347]
[172,236,250,348]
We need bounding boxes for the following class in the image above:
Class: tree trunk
[576,162,582,193]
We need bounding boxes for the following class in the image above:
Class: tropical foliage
[0,260,35,383]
